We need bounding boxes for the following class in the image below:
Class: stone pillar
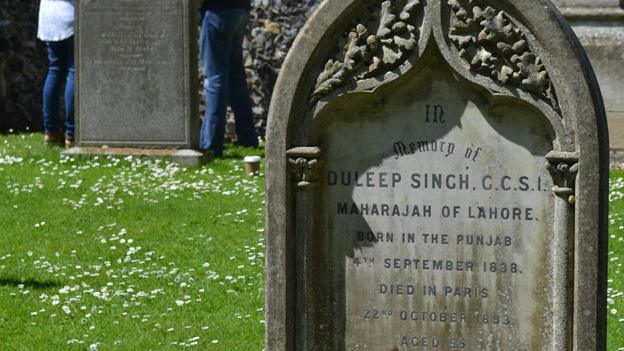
[553,0,624,162]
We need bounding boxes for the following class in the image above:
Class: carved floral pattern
[546,151,579,205]
[311,0,561,114]
[448,0,560,112]
[287,147,322,189]
[312,0,423,100]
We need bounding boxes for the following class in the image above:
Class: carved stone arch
[307,42,561,152]
[309,0,432,114]
[306,0,571,151]
[432,0,574,151]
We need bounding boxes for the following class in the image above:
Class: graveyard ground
[0,133,265,350]
[609,174,624,351]
[0,132,623,349]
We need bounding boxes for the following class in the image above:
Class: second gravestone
[76,0,198,149]
[266,0,608,350]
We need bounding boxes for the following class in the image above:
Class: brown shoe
[65,135,75,148]
[44,132,63,146]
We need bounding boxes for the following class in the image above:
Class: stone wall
[224,0,321,138]
[0,0,48,134]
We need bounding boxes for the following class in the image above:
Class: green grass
[0,133,266,350]
[609,171,624,351]
[2,133,624,349]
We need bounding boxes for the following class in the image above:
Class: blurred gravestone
[75,0,199,156]
[266,0,608,350]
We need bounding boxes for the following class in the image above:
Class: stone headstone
[266,0,609,350]
[76,0,198,148]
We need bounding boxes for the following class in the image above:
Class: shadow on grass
[0,277,61,290]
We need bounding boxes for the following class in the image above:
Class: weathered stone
[266,0,608,350]
[76,0,199,148]
[552,0,624,156]
[241,0,322,138]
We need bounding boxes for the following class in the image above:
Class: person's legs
[42,40,68,140]
[228,10,258,148]
[63,36,75,140]
[199,10,234,157]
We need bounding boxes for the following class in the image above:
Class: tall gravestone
[75,0,198,149]
[266,0,608,350]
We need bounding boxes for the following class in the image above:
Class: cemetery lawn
[609,171,624,350]
[0,133,266,350]
[3,133,624,350]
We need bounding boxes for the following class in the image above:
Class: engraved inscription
[314,62,556,350]
[82,0,179,70]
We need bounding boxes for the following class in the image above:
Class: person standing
[199,0,259,157]
[37,0,75,147]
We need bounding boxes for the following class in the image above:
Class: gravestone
[266,0,608,350]
[75,0,199,150]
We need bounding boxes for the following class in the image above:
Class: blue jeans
[199,9,258,157]
[43,36,75,137]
